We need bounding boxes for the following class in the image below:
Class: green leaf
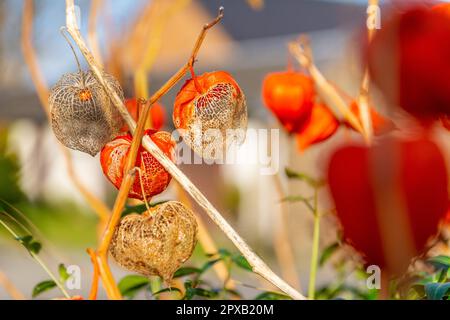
[319,242,340,267]
[232,255,252,272]
[121,201,168,217]
[285,168,323,187]
[218,248,231,258]
[190,288,218,298]
[32,280,57,298]
[173,267,201,278]
[118,275,150,299]
[424,282,450,300]
[152,287,182,297]
[58,264,70,282]
[223,288,242,298]
[255,291,291,300]
[427,255,450,271]
[199,258,221,274]
[15,235,42,255]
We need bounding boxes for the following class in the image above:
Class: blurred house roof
[0,0,367,122]
[199,0,365,41]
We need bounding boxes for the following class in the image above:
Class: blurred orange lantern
[432,2,450,16]
[262,71,315,133]
[296,103,339,151]
[345,101,394,135]
[121,98,166,132]
[367,7,450,123]
[328,136,448,275]
[100,129,176,200]
[441,115,450,131]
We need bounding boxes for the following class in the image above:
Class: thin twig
[308,187,320,299]
[133,0,190,100]
[87,0,104,67]
[288,38,366,140]
[0,270,25,300]
[94,98,150,299]
[272,174,301,291]
[357,0,379,144]
[21,0,110,227]
[65,0,305,300]
[87,248,99,300]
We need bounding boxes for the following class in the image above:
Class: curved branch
[65,0,305,300]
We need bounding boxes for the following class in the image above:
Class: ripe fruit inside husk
[49,70,125,156]
[100,129,175,200]
[109,201,198,281]
[262,71,315,133]
[327,136,448,275]
[173,71,248,160]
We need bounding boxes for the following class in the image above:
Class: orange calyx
[296,103,339,151]
[345,101,394,135]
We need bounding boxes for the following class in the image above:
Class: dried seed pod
[173,71,247,160]
[49,70,125,156]
[110,201,198,281]
[100,129,176,200]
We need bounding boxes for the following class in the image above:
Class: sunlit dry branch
[87,0,104,67]
[288,37,366,140]
[0,270,25,300]
[356,0,380,144]
[65,0,305,300]
[272,174,301,291]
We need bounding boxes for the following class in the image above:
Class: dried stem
[273,174,301,291]
[308,187,320,299]
[288,38,367,141]
[0,270,25,300]
[65,0,305,300]
[357,0,380,145]
[21,0,110,226]
[133,0,190,100]
[95,98,149,299]
[87,248,99,300]
[87,0,104,67]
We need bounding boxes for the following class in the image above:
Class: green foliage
[15,235,42,255]
[32,280,57,298]
[58,264,70,282]
[118,249,286,300]
[0,128,25,204]
[404,255,450,300]
[254,291,291,300]
[319,242,339,267]
[118,275,151,299]
[285,167,324,188]
[121,201,168,217]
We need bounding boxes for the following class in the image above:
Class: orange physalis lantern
[173,70,247,160]
[262,71,315,133]
[100,129,176,200]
